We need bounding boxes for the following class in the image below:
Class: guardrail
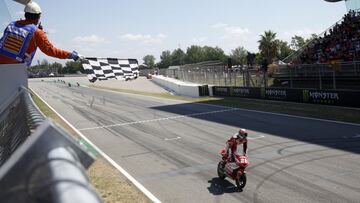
[160,68,269,87]
[0,88,44,167]
[0,63,102,203]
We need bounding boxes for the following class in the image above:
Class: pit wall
[151,75,208,97]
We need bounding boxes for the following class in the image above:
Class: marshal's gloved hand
[68,51,84,61]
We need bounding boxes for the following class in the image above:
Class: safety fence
[0,88,102,203]
[212,86,360,108]
[158,61,360,91]
[0,88,43,166]
[160,68,270,88]
[273,61,360,90]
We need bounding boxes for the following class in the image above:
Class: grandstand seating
[296,10,360,64]
[273,10,360,90]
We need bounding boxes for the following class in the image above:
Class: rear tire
[217,161,226,180]
[236,173,247,190]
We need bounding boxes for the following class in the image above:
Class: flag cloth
[81,58,140,83]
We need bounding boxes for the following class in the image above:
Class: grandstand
[273,1,360,90]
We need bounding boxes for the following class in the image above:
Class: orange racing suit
[0,19,70,65]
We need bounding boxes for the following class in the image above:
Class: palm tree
[258,30,278,63]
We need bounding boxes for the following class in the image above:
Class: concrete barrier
[208,85,214,97]
[152,75,209,97]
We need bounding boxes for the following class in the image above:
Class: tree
[50,62,63,74]
[40,59,50,68]
[171,48,186,66]
[202,46,227,62]
[290,35,306,50]
[277,40,294,61]
[258,30,278,63]
[230,46,248,65]
[185,45,204,64]
[306,34,318,44]
[158,50,172,69]
[143,55,156,68]
[28,59,51,76]
[64,61,83,74]
[255,52,264,65]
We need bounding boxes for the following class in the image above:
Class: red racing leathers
[225,134,247,162]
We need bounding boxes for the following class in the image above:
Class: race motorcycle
[217,149,249,190]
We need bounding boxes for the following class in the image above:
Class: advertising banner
[212,86,360,108]
[303,89,360,107]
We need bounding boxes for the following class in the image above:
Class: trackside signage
[304,90,339,101]
[262,89,287,100]
[212,86,360,107]
[233,87,260,98]
[213,87,230,96]
[303,90,359,106]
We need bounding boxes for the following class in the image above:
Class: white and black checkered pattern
[82,58,139,83]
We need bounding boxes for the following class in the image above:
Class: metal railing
[0,88,43,167]
[273,61,360,90]
[0,61,102,202]
[160,68,270,88]
[0,121,101,203]
[158,61,360,90]
[0,87,102,203]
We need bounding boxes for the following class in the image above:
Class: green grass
[31,93,55,117]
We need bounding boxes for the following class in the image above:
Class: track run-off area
[30,80,360,203]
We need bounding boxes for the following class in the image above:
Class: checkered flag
[81,58,140,83]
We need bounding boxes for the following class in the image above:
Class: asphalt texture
[29,80,360,203]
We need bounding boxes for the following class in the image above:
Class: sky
[2,0,347,64]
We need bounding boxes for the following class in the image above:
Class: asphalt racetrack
[30,80,360,203]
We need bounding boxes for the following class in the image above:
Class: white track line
[78,108,239,131]
[30,88,162,203]
[248,135,265,140]
[164,137,181,141]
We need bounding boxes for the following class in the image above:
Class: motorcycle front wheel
[236,173,247,190]
[217,161,226,180]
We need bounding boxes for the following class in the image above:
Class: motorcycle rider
[225,129,248,162]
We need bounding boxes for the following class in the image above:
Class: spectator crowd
[297,10,360,64]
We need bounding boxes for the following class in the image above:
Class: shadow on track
[207,177,242,195]
[151,102,360,154]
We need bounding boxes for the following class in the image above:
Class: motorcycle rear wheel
[236,173,247,190]
[217,161,226,180]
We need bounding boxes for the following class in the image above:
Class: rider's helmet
[237,129,248,140]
